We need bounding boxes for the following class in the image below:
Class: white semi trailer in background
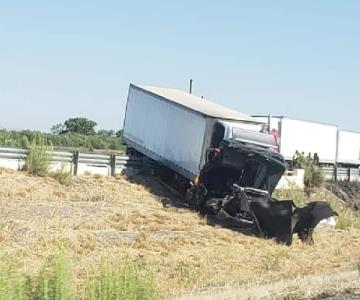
[253,116,338,164]
[337,130,360,166]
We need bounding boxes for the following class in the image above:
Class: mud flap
[250,200,294,245]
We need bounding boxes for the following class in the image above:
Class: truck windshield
[232,127,278,149]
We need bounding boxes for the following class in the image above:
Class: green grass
[23,136,50,177]
[0,256,29,300]
[85,261,158,300]
[304,164,325,196]
[33,252,73,300]
[0,251,159,300]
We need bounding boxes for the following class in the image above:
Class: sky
[0,1,360,132]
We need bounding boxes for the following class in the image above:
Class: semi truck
[253,116,338,164]
[122,84,336,245]
[253,115,360,167]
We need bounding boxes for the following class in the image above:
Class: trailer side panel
[123,86,207,179]
[337,130,360,165]
[280,118,337,163]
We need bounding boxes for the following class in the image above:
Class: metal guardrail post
[110,154,116,176]
[347,168,351,182]
[334,165,337,181]
[73,151,79,176]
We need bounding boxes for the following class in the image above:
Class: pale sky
[1,1,359,132]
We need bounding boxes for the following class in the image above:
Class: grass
[23,136,50,177]
[0,250,72,300]
[33,250,73,300]
[85,260,157,300]
[0,256,28,300]
[50,165,73,186]
[304,163,325,196]
[0,250,157,300]
[0,169,360,299]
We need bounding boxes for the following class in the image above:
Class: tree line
[0,117,124,151]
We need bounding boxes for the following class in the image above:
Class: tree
[62,118,97,135]
[97,129,116,137]
[51,123,66,135]
[115,129,123,138]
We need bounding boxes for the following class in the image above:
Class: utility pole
[189,79,193,94]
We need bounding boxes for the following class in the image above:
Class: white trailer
[253,116,338,164]
[337,130,360,165]
[123,84,267,180]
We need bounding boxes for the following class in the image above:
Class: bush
[24,136,50,177]
[304,163,324,196]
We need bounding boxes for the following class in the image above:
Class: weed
[0,251,159,300]
[51,165,72,186]
[24,135,50,177]
[0,256,29,300]
[33,250,73,300]
[85,260,158,300]
[335,209,360,230]
[304,164,324,196]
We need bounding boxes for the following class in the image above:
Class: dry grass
[0,167,360,299]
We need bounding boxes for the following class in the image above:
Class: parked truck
[253,115,360,168]
[123,84,336,245]
[337,130,360,166]
[252,116,338,164]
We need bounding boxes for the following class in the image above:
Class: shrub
[304,164,324,196]
[24,136,50,177]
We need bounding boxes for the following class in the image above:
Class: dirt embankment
[0,168,360,298]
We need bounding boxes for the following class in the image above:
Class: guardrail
[0,147,154,176]
[1,146,359,181]
[321,166,360,182]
